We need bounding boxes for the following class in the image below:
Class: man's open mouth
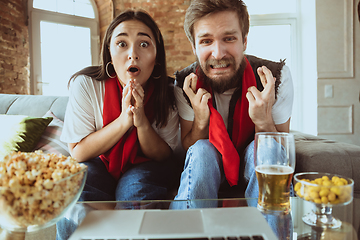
[210,63,230,69]
[208,59,231,69]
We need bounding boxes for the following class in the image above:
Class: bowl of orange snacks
[294,172,354,228]
[294,172,353,206]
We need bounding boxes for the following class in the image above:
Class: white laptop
[68,207,278,240]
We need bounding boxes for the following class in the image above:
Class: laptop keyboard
[80,236,265,240]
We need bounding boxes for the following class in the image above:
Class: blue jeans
[170,140,222,209]
[170,139,293,240]
[56,157,175,240]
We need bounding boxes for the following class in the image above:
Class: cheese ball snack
[0,151,87,230]
[294,172,353,206]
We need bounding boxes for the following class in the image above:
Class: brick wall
[0,0,194,94]
[0,0,29,94]
[95,0,113,44]
[113,0,195,77]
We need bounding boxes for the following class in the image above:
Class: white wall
[298,0,317,135]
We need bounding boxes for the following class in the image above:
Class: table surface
[69,197,357,240]
[0,197,357,240]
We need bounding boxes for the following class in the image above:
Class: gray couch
[1,93,360,235]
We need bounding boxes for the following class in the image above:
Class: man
[172,0,294,207]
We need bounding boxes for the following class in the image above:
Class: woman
[60,9,179,202]
[56,9,179,240]
[61,9,179,202]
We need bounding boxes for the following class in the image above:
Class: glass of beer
[254,132,295,214]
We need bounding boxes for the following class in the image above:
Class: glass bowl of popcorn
[294,172,354,229]
[0,151,87,234]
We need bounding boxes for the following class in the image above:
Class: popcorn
[0,151,86,227]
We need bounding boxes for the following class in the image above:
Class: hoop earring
[106,62,116,78]
[152,74,161,79]
[151,63,161,79]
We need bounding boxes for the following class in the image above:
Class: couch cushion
[0,115,52,158]
[34,110,70,156]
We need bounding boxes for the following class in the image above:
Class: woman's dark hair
[69,9,175,127]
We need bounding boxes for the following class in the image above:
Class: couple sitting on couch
[57,0,293,239]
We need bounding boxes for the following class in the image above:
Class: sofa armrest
[293,131,360,198]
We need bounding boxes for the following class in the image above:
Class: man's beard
[197,57,246,94]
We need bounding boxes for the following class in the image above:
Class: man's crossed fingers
[183,73,212,107]
[246,65,276,105]
[246,65,277,130]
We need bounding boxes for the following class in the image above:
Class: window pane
[245,24,292,68]
[57,0,74,16]
[75,1,95,18]
[40,21,92,96]
[33,0,56,12]
[33,0,95,19]
[245,0,296,15]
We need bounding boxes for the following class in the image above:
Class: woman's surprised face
[109,20,157,87]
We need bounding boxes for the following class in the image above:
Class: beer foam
[255,165,294,175]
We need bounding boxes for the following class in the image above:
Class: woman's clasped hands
[120,79,148,129]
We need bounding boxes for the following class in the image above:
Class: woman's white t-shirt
[174,65,294,128]
[61,75,179,150]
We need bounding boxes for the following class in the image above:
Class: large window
[245,0,297,66]
[29,0,99,96]
[245,0,317,133]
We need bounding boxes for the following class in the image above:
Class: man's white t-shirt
[61,75,179,151]
[174,65,294,128]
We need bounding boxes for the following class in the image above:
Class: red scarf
[196,57,256,186]
[100,77,154,179]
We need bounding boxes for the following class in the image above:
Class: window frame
[28,0,100,95]
[248,11,302,132]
